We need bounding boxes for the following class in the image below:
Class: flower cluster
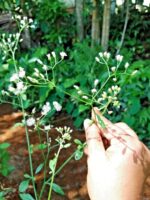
[55,126,72,148]
[98,85,121,108]
[8,68,27,95]
[0,33,22,59]
[26,101,62,128]
[12,14,33,29]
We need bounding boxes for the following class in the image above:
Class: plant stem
[45,151,75,185]
[47,146,61,200]
[20,97,38,200]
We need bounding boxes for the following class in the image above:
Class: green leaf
[37,144,47,150]
[0,143,10,149]
[78,104,89,113]
[96,114,106,128]
[13,123,24,128]
[63,79,77,88]
[73,118,82,128]
[19,193,35,200]
[65,102,74,114]
[74,150,83,160]
[74,139,82,146]
[49,157,57,172]
[129,98,141,115]
[52,183,65,196]
[35,163,44,174]
[24,174,32,179]
[39,85,54,103]
[19,180,29,193]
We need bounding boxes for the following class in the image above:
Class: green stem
[45,151,76,185]
[48,146,61,200]
[20,97,38,200]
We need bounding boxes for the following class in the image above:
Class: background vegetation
[0,0,149,146]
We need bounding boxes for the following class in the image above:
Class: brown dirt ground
[0,104,150,200]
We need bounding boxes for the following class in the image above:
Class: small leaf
[19,193,35,200]
[19,180,29,193]
[52,183,65,196]
[0,143,10,149]
[74,150,83,160]
[24,174,32,179]
[13,122,24,128]
[96,114,106,128]
[49,157,57,172]
[78,104,89,113]
[37,144,47,150]
[35,163,44,174]
[74,139,82,145]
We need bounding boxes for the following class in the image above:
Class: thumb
[84,119,105,156]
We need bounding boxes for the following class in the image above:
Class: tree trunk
[75,0,84,41]
[116,0,130,55]
[91,0,100,47]
[101,0,111,51]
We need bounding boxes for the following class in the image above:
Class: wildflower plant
[0,13,131,200]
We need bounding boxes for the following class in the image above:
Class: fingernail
[84,119,93,129]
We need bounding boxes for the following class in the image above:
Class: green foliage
[0,143,14,176]
[19,180,30,193]
[52,183,65,196]
[19,193,34,200]
[108,60,150,145]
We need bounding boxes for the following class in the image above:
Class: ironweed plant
[0,15,131,200]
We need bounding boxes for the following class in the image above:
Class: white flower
[18,67,26,78]
[104,52,110,59]
[108,110,113,114]
[82,96,88,99]
[41,102,51,115]
[113,78,117,82]
[44,125,52,131]
[53,101,62,112]
[125,62,129,69]
[73,85,79,90]
[116,55,123,62]
[60,52,67,59]
[97,98,103,103]
[111,66,116,72]
[47,53,51,60]
[77,90,82,95]
[51,51,56,58]
[99,52,103,57]
[8,85,15,92]
[95,57,100,62]
[37,59,43,65]
[42,65,48,71]
[27,76,39,83]
[94,79,99,87]
[10,73,19,82]
[1,90,9,95]
[32,107,36,114]
[91,88,97,94]
[132,70,138,75]
[108,88,112,93]
[16,81,25,90]
[29,18,33,23]
[26,117,35,127]
[102,91,107,99]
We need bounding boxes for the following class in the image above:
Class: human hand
[84,108,150,200]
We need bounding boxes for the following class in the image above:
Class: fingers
[84,119,105,156]
[115,122,138,139]
[91,108,118,141]
[91,107,137,146]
